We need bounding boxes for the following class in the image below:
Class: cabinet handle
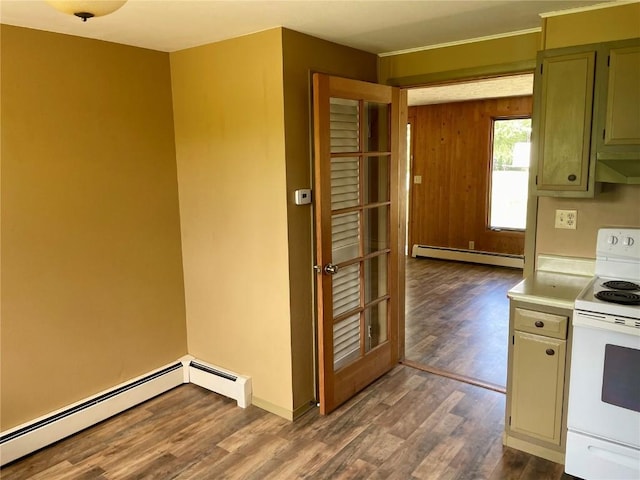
[546,348,555,356]
[568,174,577,182]
[535,321,544,328]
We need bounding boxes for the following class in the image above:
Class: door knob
[323,264,339,275]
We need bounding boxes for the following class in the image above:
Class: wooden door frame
[397,89,408,362]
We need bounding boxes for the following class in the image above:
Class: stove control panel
[597,228,640,260]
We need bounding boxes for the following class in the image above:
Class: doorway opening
[402,73,533,392]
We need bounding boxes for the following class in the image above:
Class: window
[489,118,531,230]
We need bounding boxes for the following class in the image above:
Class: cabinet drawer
[514,308,568,339]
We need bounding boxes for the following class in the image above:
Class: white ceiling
[408,73,534,106]
[0,0,618,54]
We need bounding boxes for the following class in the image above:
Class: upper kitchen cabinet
[593,39,640,184]
[533,47,596,197]
[533,38,640,197]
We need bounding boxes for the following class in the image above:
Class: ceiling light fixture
[46,1,127,22]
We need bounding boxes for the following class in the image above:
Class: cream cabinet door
[535,51,596,192]
[510,331,566,445]
[604,45,640,146]
[593,38,640,183]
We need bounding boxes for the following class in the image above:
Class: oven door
[568,311,640,448]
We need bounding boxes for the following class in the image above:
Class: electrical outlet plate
[555,209,577,229]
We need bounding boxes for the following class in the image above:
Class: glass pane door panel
[330,98,360,153]
[364,206,389,255]
[365,300,388,352]
[331,156,360,210]
[364,254,388,304]
[364,155,390,204]
[334,313,361,370]
[332,212,360,264]
[332,263,361,317]
[365,102,390,152]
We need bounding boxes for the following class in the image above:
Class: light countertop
[508,271,593,309]
[507,254,595,309]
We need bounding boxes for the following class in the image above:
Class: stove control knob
[623,237,635,247]
[608,235,619,245]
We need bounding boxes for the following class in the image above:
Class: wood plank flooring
[2,258,576,479]
[1,367,576,480]
[404,257,524,389]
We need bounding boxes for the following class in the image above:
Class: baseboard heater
[188,359,251,409]
[0,362,184,466]
[0,357,252,466]
[412,245,524,269]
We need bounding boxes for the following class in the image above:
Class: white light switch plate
[555,209,577,229]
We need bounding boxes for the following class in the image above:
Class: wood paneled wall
[408,96,532,256]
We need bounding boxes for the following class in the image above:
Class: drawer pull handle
[546,348,555,356]
[535,321,544,328]
[568,174,577,182]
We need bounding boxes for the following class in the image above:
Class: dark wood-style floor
[2,258,578,479]
[2,367,575,480]
[404,257,524,389]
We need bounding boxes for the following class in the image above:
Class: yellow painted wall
[535,4,640,260]
[281,28,378,416]
[378,31,540,86]
[170,29,295,416]
[170,27,378,419]
[1,26,187,430]
[542,2,640,49]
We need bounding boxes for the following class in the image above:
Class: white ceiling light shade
[46,1,127,21]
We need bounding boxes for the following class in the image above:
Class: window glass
[602,344,640,413]
[489,118,531,230]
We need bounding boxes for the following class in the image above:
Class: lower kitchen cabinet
[511,330,566,444]
[504,302,572,464]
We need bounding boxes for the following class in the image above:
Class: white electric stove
[574,227,640,319]
[566,227,640,480]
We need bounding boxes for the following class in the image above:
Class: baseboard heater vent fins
[190,361,237,381]
[412,245,524,269]
[188,360,251,409]
[0,362,184,466]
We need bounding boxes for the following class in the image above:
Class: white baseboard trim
[0,360,185,466]
[412,244,524,269]
[0,356,252,466]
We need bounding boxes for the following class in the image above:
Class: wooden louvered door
[313,74,404,415]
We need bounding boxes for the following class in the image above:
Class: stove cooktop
[594,290,640,305]
[575,276,640,319]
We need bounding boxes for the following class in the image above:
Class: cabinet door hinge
[535,175,538,186]
[512,335,515,345]
[607,55,610,67]
[509,416,512,426]
[603,129,606,140]
[540,63,543,75]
